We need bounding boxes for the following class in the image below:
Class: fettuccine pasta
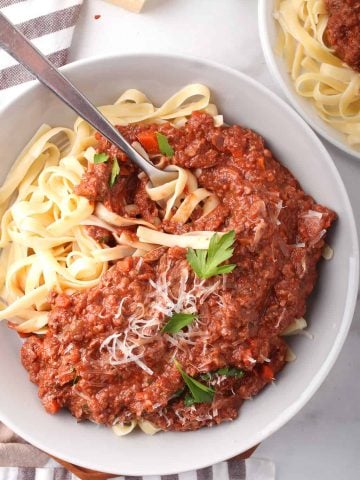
[275,0,360,148]
[0,84,222,334]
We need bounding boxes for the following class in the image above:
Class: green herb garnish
[162,312,197,334]
[94,152,109,164]
[174,359,215,404]
[109,157,120,187]
[156,132,174,158]
[186,230,236,279]
[217,366,244,378]
[184,393,196,407]
[201,367,244,382]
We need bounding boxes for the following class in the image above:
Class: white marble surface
[1,0,360,478]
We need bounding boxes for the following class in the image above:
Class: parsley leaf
[94,152,109,164]
[162,312,197,334]
[186,230,236,279]
[174,359,215,404]
[217,366,244,378]
[184,393,196,407]
[156,132,174,158]
[201,367,244,381]
[109,157,120,187]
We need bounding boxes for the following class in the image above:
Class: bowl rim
[0,52,358,475]
[257,0,360,161]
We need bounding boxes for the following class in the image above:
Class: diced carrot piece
[137,131,159,154]
[261,365,274,382]
[258,156,265,170]
[46,399,60,414]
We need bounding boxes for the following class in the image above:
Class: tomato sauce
[325,0,360,72]
[21,113,335,431]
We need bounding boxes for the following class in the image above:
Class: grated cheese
[309,229,326,247]
[253,219,266,245]
[273,200,283,226]
[63,343,74,354]
[292,242,305,248]
[99,259,221,373]
[100,331,154,375]
[303,210,323,219]
[114,296,130,319]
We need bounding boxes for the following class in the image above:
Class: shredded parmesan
[292,242,305,248]
[303,210,323,219]
[309,229,326,247]
[253,219,266,245]
[100,332,154,375]
[63,343,74,354]
[273,200,283,225]
[114,296,130,319]
[99,259,221,373]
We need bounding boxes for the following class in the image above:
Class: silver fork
[51,133,71,156]
[0,12,178,186]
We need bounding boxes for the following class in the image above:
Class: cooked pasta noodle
[112,419,161,436]
[136,226,223,250]
[112,420,137,436]
[275,0,360,148]
[0,84,222,334]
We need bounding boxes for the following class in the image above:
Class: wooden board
[103,0,146,13]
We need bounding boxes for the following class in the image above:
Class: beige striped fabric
[0,0,83,90]
[0,420,276,479]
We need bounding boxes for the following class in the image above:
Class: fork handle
[0,12,164,181]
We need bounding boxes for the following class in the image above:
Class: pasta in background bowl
[0,54,357,476]
[258,0,360,159]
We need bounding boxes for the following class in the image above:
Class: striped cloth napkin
[0,0,83,90]
[0,421,275,479]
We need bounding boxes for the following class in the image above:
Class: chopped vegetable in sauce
[109,157,120,187]
[137,131,159,154]
[201,367,245,381]
[156,132,174,157]
[93,152,109,164]
[174,359,215,404]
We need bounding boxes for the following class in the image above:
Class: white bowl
[258,0,360,160]
[0,54,358,476]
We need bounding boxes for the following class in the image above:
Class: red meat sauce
[21,112,336,432]
[325,0,360,72]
